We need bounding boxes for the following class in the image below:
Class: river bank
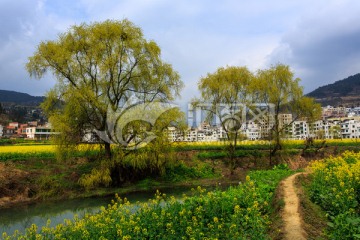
[0,155,246,209]
[1,142,358,209]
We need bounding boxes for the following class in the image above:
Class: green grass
[197,149,265,160]
[2,169,294,239]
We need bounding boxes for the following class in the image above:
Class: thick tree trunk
[104,141,112,159]
[270,130,282,166]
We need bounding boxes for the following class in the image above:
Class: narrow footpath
[281,172,307,240]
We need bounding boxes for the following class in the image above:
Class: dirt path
[281,172,307,240]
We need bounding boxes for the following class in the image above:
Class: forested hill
[0,90,45,105]
[307,73,360,107]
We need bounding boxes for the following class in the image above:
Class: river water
[0,185,230,236]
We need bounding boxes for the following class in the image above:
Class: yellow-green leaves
[256,64,303,109]
[199,66,254,105]
[27,19,183,159]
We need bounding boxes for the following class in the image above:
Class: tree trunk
[270,130,282,165]
[104,141,112,159]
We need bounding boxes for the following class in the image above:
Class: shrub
[308,151,360,238]
[3,169,293,239]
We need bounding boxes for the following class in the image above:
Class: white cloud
[267,0,360,93]
[0,0,359,99]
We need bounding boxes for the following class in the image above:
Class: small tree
[197,66,255,173]
[256,64,321,164]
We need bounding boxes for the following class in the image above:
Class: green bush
[308,151,360,238]
[164,162,216,182]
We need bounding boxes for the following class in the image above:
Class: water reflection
[0,197,112,235]
[0,184,233,236]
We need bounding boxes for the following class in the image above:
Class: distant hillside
[307,73,360,107]
[0,90,45,105]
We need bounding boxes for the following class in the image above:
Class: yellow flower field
[308,151,360,238]
[0,144,100,161]
[0,145,55,153]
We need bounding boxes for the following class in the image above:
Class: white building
[167,123,227,142]
[0,124,3,137]
[340,119,360,139]
[285,120,309,140]
[242,121,262,140]
[170,108,360,142]
[26,126,54,140]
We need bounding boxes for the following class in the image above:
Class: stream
[0,184,232,236]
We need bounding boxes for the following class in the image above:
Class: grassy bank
[1,139,359,208]
[2,169,294,239]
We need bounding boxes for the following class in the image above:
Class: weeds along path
[281,172,307,240]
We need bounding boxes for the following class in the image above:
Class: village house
[25,123,54,140]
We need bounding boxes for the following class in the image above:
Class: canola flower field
[173,138,360,151]
[2,169,293,239]
[1,139,359,161]
[1,140,360,238]
[0,144,100,161]
[309,151,360,239]
[0,145,56,160]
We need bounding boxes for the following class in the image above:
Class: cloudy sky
[1,0,360,104]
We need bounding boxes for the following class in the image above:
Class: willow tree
[197,66,255,172]
[256,64,321,162]
[27,19,183,159]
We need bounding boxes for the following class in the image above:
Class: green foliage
[27,19,183,159]
[164,161,217,182]
[256,64,321,160]
[327,213,360,239]
[36,174,65,198]
[3,169,293,239]
[196,66,255,171]
[308,151,360,238]
[77,137,178,187]
[197,149,265,160]
[272,163,289,171]
[0,151,55,161]
[78,166,112,190]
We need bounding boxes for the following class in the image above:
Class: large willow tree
[27,19,183,159]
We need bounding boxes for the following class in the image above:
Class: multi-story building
[288,120,309,139]
[3,125,17,138]
[8,122,19,129]
[17,124,28,137]
[322,106,347,119]
[26,125,53,140]
[242,121,261,140]
[340,119,360,139]
[168,105,360,142]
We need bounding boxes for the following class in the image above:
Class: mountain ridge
[0,89,45,105]
[306,73,360,107]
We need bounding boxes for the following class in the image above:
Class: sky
[0,0,360,105]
